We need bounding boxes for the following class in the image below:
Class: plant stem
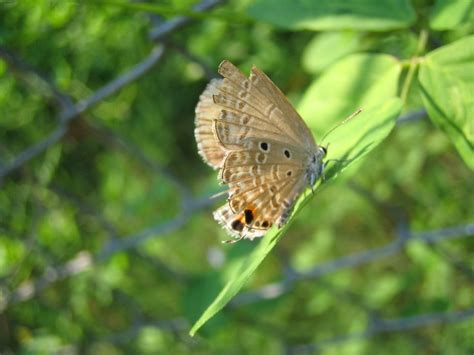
[400,29,428,104]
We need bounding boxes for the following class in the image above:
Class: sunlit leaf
[248,0,416,31]
[430,0,474,30]
[418,36,474,170]
[302,32,363,74]
[299,53,402,136]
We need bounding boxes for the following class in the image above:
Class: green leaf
[430,0,474,30]
[182,271,228,333]
[302,31,363,74]
[247,0,416,31]
[299,53,402,136]
[322,98,402,180]
[189,229,284,336]
[299,53,401,178]
[418,36,474,170]
[189,54,402,336]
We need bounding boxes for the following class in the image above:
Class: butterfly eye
[321,146,328,155]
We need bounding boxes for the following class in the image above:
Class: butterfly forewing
[217,61,307,146]
[250,66,318,150]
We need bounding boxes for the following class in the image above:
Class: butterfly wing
[213,138,309,239]
[195,60,318,240]
[194,61,317,168]
[249,64,317,150]
[214,176,305,239]
[218,60,317,150]
[194,79,226,169]
[214,159,307,239]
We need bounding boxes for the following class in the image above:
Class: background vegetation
[0,0,473,353]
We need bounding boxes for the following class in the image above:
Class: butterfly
[195,60,327,242]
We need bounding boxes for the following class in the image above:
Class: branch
[0,46,165,182]
[290,306,474,352]
[48,183,120,240]
[88,121,191,203]
[232,222,474,306]
[0,191,217,311]
[0,251,94,311]
[429,243,474,281]
[67,46,165,122]
[149,0,226,41]
[0,0,227,184]
[0,124,69,182]
[165,40,219,80]
[0,0,229,310]
[0,46,74,111]
[296,222,473,281]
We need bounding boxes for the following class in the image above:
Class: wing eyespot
[231,219,244,232]
[244,209,254,224]
[259,142,269,152]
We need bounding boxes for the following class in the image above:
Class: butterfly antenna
[320,108,363,144]
[209,189,228,200]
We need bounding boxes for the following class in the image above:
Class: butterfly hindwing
[213,176,304,239]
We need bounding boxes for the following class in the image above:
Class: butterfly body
[195,60,327,240]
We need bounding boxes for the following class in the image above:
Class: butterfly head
[307,145,328,187]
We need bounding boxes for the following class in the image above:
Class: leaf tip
[189,324,200,337]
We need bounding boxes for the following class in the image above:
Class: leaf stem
[400,29,428,104]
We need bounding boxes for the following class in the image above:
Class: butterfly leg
[223,219,258,243]
[321,160,329,183]
[222,234,245,244]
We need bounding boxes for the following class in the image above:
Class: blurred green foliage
[0,0,473,353]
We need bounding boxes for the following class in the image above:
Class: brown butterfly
[195,60,327,241]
